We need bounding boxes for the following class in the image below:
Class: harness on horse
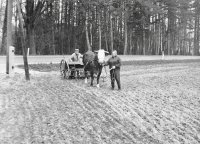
[83,59,96,71]
[83,58,108,82]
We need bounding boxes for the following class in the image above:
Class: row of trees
[0,0,200,55]
[0,0,4,47]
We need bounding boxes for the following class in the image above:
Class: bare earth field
[0,61,200,144]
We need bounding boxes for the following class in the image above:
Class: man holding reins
[104,50,122,90]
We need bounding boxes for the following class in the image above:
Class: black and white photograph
[0,0,200,143]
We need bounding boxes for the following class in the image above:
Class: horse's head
[95,49,109,64]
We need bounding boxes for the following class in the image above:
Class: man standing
[104,50,122,90]
[69,49,83,62]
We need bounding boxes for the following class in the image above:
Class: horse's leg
[90,71,94,86]
[97,68,102,88]
[84,71,88,84]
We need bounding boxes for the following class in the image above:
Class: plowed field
[1,61,200,144]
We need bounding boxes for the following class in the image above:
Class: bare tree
[6,0,13,73]
[17,0,30,80]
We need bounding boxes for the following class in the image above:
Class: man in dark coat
[104,50,122,90]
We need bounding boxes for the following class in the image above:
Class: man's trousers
[110,69,121,90]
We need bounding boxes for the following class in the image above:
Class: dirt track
[1,62,200,144]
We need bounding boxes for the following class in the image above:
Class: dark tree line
[0,0,200,55]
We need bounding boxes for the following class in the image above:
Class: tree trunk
[129,32,133,54]
[153,16,156,55]
[0,0,3,39]
[105,32,108,51]
[67,1,72,54]
[85,11,92,51]
[26,25,36,55]
[6,0,13,73]
[158,16,161,54]
[17,0,30,80]
[123,6,128,55]
[26,0,36,55]
[194,6,198,56]
[0,0,8,55]
[155,15,158,55]
[61,0,64,54]
[160,19,162,54]
[90,24,93,47]
[197,13,199,55]
[178,23,180,55]
[183,23,187,55]
[110,14,113,53]
[167,12,171,55]
[50,3,55,55]
[168,18,170,55]
[148,32,151,55]
[98,10,101,50]
[64,1,68,54]
[104,5,108,52]
[86,25,91,51]
[143,25,145,55]
[189,31,191,55]
[14,0,19,54]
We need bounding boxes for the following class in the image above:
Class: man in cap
[69,49,83,62]
[104,50,122,90]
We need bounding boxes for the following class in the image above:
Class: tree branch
[32,1,46,24]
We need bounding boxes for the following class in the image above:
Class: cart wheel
[65,70,71,79]
[65,62,71,79]
[60,59,66,78]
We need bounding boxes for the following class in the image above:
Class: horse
[83,49,109,88]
